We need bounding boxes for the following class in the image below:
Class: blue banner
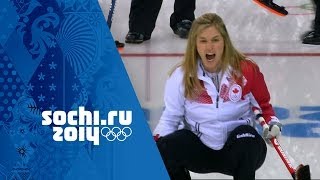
[0,0,169,179]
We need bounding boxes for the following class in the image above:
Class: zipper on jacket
[216,89,219,108]
[213,74,220,108]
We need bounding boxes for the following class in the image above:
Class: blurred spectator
[125,0,195,44]
[302,0,320,45]
[99,0,125,49]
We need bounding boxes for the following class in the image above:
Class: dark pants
[314,0,320,33]
[157,125,267,180]
[128,0,195,37]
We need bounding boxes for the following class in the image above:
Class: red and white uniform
[153,59,279,150]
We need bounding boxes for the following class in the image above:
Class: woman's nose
[206,43,214,50]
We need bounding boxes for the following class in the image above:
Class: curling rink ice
[99,0,320,179]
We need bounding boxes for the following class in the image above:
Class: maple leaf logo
[233,88,239,94]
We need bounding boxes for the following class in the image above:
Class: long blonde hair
[179,13,246,99]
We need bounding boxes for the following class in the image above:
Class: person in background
[302,0,320,45]
[99,0,125,49]
[153,13,282,180]
[125,0,195,44]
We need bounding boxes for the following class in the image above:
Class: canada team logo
[41,106,132,145]
[229,84,242,102]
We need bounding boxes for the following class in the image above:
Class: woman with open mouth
[153,13,282,180]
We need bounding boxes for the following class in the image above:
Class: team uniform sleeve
[247,62,280,124]
[153,69,185,137]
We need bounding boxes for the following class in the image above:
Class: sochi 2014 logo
[41,106,132,145]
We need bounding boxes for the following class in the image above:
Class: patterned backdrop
[0,0,168,179]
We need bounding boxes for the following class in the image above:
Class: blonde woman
[154,13,281,180]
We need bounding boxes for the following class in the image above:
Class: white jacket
[153,60,279,150]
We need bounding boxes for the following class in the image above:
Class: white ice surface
[99,0,320,179]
